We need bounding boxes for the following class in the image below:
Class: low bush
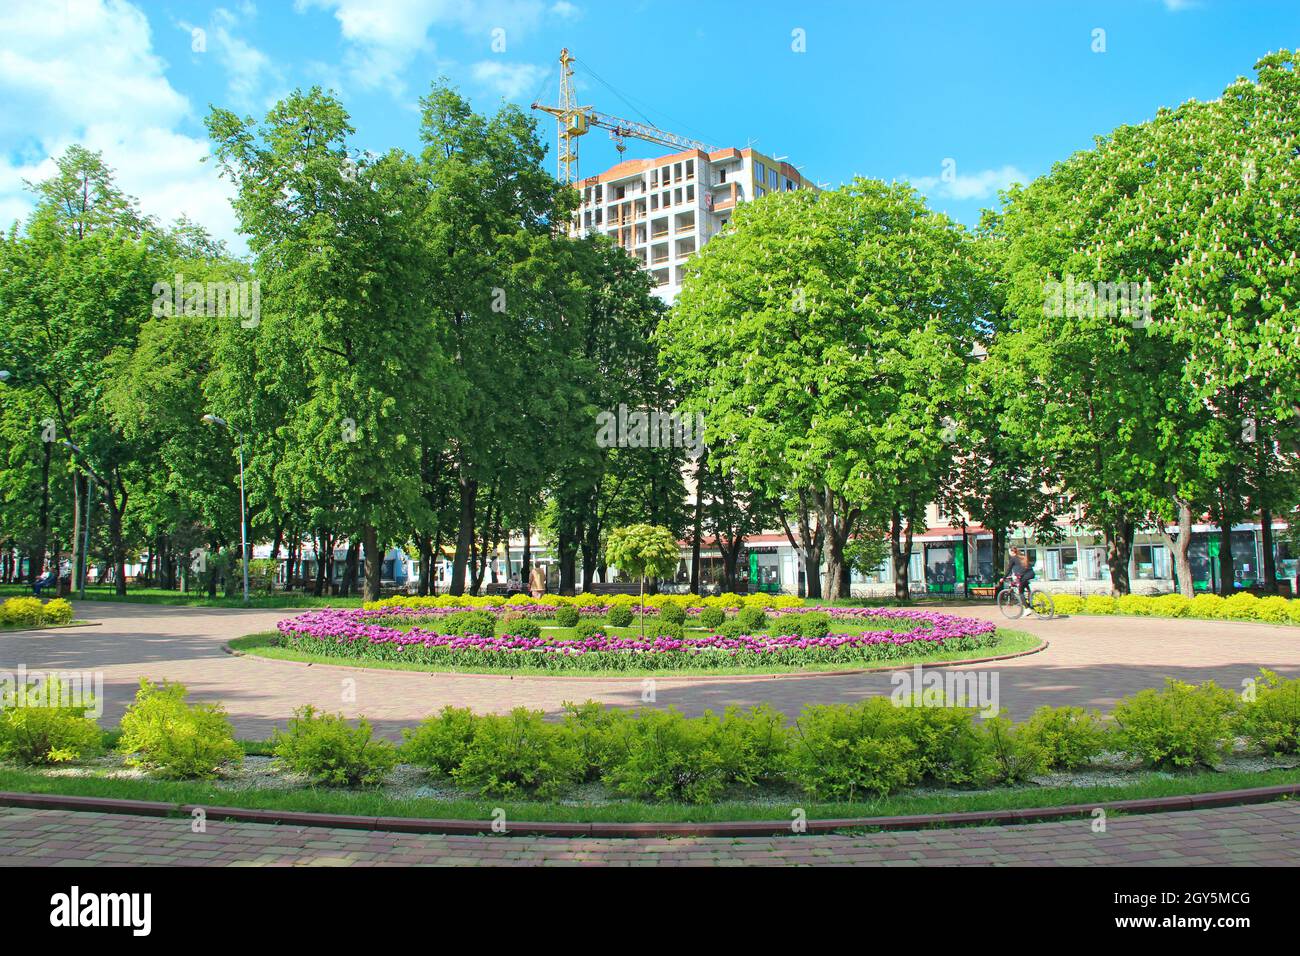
[1237,669,1300,755]
[1220,592,1261,621]
[702,593,743,609]
[1050,594,1085,615]
[573,619,604,641]
[41,598,75,625]
[1018,705,1108,770]
[1116,594,1154,616]
[696,606,726,630]
[554,605,580,628]
[980,717,1048,784]
[654,622,685,641]
[606,604,634,628]
[562,700,629,782]
[658,602,686,626]
[718,619,745,640]
[1150,593,1192,618]
[504,618,541,641]
[450,708,583,797]
[600,706,784,803]
[444,610,495,638]
[787,699,923,798]
[736,606,767,632]
[401,706,477,774]
[789,611,831,639]
[1,597,46,628]
[272,706,397,787]
[0,676,102,764]
[1254,596,1294,624]
[1112,679,1237,769]
[1190,593,1225,618]
[117,679,242,779]
[1082,595,1116,615]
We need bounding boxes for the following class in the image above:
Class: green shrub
[601,706,784,803]
[0,677,102,764]
[787,699,923,798]
[654,622,684,641]
[893,700,988,786]
[504,618,541,641]
[605,604,634,628]
[272,706,397,787]
[980,717,1048,784]
[402,706,477,774]
[561,700,629,781]
[1112,679,1237,769]
[736,606,767,632]
[1253,596,1293,624]
[775,612,804,635]
[658,602,686,626]
[445,610,495,637]
[1150,593,1192,618]
[1,597,46,628]
[1082,595,1116,615]
[1051,594,1085,615]
[1019,705,1108,769]
[794,611,831,639]
[1190,592,1225,618]
[41,598,75,625]
[574,619,604,641]
[1116,594,1153,616]
[1238,669,1300,755]
[1220,592,1260,621]
[117,679,242,779]
[718,619,745,640]
[451,707,583,797]
[697,606,725,630]
[554,605,580,628]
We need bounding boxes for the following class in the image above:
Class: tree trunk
[312,530,328,596]
[1260,507,1277,594]
[340,540,360,597]
[778,494,822,600]
[890,508,915,602]
[1105,517,1134,596]
[1217,517,1234,595]
[416,533,432,596]
[689,454,705,594]
[106,479,127,597]
[450,475,477,596]
[362,524,382,604]
[522,521,532,584]
[30,440,51,583]
[1160,498,1195,597]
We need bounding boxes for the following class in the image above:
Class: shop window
[1134,544,1169,580]
[1045,547,1078,581]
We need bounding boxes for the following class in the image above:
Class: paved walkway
[1,801,1296,865]
[1,601,1298,738]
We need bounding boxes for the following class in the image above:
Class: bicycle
[996,575,1056,620]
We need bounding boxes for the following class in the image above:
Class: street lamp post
[202,414,249,605]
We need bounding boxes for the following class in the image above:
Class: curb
[1,621,102,634]
[222,638,1049,682]
[1,782,1295,838]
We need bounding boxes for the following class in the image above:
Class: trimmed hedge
[1,597,75,629]
[1050,591,1300,625]
[364,591,805,612]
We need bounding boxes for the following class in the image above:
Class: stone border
[1,781,1296,838]
[0,621,101,634]
[223,637,1049,682]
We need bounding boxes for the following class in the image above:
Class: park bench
[584,582,641,596]
[967,585,998,600]
[483,583,527,598]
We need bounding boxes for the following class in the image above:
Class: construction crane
[532,48,718,185]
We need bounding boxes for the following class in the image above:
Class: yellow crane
[531,48,718,185]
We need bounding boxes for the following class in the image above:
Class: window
[718,167,727,183]
[754,160,766,182]
[1084,547,1108,580]
[1045,547,1078,581]
[786,178,795,191]
[769,169,778,189]
[686,185,694,202]
[685,160,694,179]
[674,188,682,205]
[1133,544,1170,580]
[650,194,658,210]
[673,162,682,182]
[756,186,766,198]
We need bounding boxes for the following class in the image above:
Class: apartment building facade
[574,146,816,302]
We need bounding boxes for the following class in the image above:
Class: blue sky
[1,0,1296,253]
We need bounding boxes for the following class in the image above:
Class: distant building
[573,147,817,303]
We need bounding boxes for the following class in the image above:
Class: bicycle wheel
[1029,589,1056,620]
[996,587,1023,619]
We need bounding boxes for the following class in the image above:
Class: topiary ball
[507,619,541,641]
[574,619,604,641]
[654,622,684,641]
[697,606,726,630]
[554,605,580,628]
[718,619,746,640]
[659,602,686,625]
[737,606,767,632]
[606,604,634,628]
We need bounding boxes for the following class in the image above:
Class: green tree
[605,523,680,636]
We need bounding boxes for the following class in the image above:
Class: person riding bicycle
[1004,547,1034,605]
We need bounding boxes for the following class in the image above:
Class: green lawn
[0,763,1295,825]
[231,627,1042,677]
[0,583,361,609]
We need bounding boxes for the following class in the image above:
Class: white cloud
[296,0,547,95]
[907,165,1028,202]
[0,0,242,250]
[182,6,286,111]
[470,60,547,99]
[549,1,581,18]
[1161,0,1199,11]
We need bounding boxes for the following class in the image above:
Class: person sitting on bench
[32,569,56,597]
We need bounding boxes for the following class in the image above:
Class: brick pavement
[2,601,1297,739]
[0,801,1296,865]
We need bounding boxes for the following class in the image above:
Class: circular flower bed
[275,607,1000,673]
